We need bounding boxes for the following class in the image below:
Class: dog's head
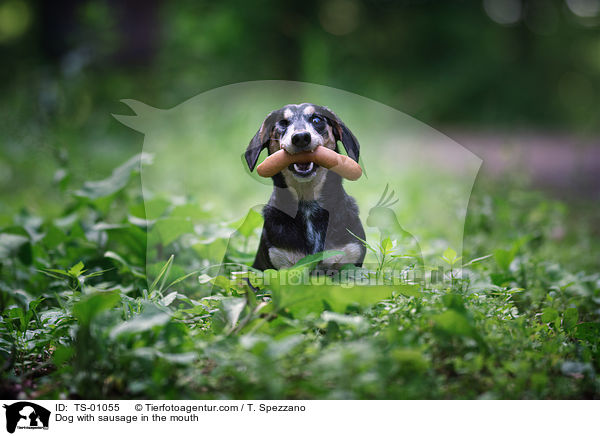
[245,103,360,182]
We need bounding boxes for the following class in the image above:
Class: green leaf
[139,197,171,220]
[192,237,229,263]
[574,323,600,343]
[42,224,67,249]
[39,268,69,281]
[321,311,367,328]
[110,307,171,339]
[391,348,430,373]
[432,309,482,345]
[0,233,31,264]
[210,275,233,291]
[212,297,247,333]
[75,153,153,200]
[462,254,493,267]
[541,307,559,325]
[156,351,197,364]
[151,217,194,246]
[160,292,178,306]
[381,237,393,253]
[494,249,514,271]
[68,261,85,277]
[442,293,467,313]
[73,291,121,325]
[441,247,461,265]
[198,273,213,284]
[395,284,422,297]
[53,346,74,366]
[170,204,211,220]
[269,279,415,317]
[164,270,200,291]
[95,223,147,258]
[443,247,457,260]
[104,251,146,279]
[7,307,26,331]
[149,255,174,293]
[8,289,34,310]
[233,209,263,238]
[290,250,345,270]
[266,335,304,358]
[563,307,578,332]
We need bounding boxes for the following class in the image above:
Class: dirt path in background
[447,131,600,198]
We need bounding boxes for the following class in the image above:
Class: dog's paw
[268,247,306,270]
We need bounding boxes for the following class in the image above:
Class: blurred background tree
[0,0,599,213]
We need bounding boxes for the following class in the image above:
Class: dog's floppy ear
[245,110,279,172]
[317,106,360,162]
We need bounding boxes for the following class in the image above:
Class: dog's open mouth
[289,162,318,177]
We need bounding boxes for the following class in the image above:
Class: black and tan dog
[245,103,366,271]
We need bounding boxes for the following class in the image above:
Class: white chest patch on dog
[303,204,323,253]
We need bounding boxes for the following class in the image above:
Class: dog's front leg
[268,247,306,270]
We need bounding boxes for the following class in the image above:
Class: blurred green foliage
[2,0,599,211]
[2,0,599,210]
[2,0,600,127]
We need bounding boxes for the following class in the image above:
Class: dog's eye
[311,116,324,126]
[277,120,289,129]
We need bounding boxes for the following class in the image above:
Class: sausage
[256,147,362,181]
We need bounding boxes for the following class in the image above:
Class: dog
[244,103,366,271]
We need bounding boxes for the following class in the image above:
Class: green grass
[0,151,599,400]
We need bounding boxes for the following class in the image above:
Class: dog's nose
[291,131,311,149]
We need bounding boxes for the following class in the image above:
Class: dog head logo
[112,81,481,284]
[3,402,50,433]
